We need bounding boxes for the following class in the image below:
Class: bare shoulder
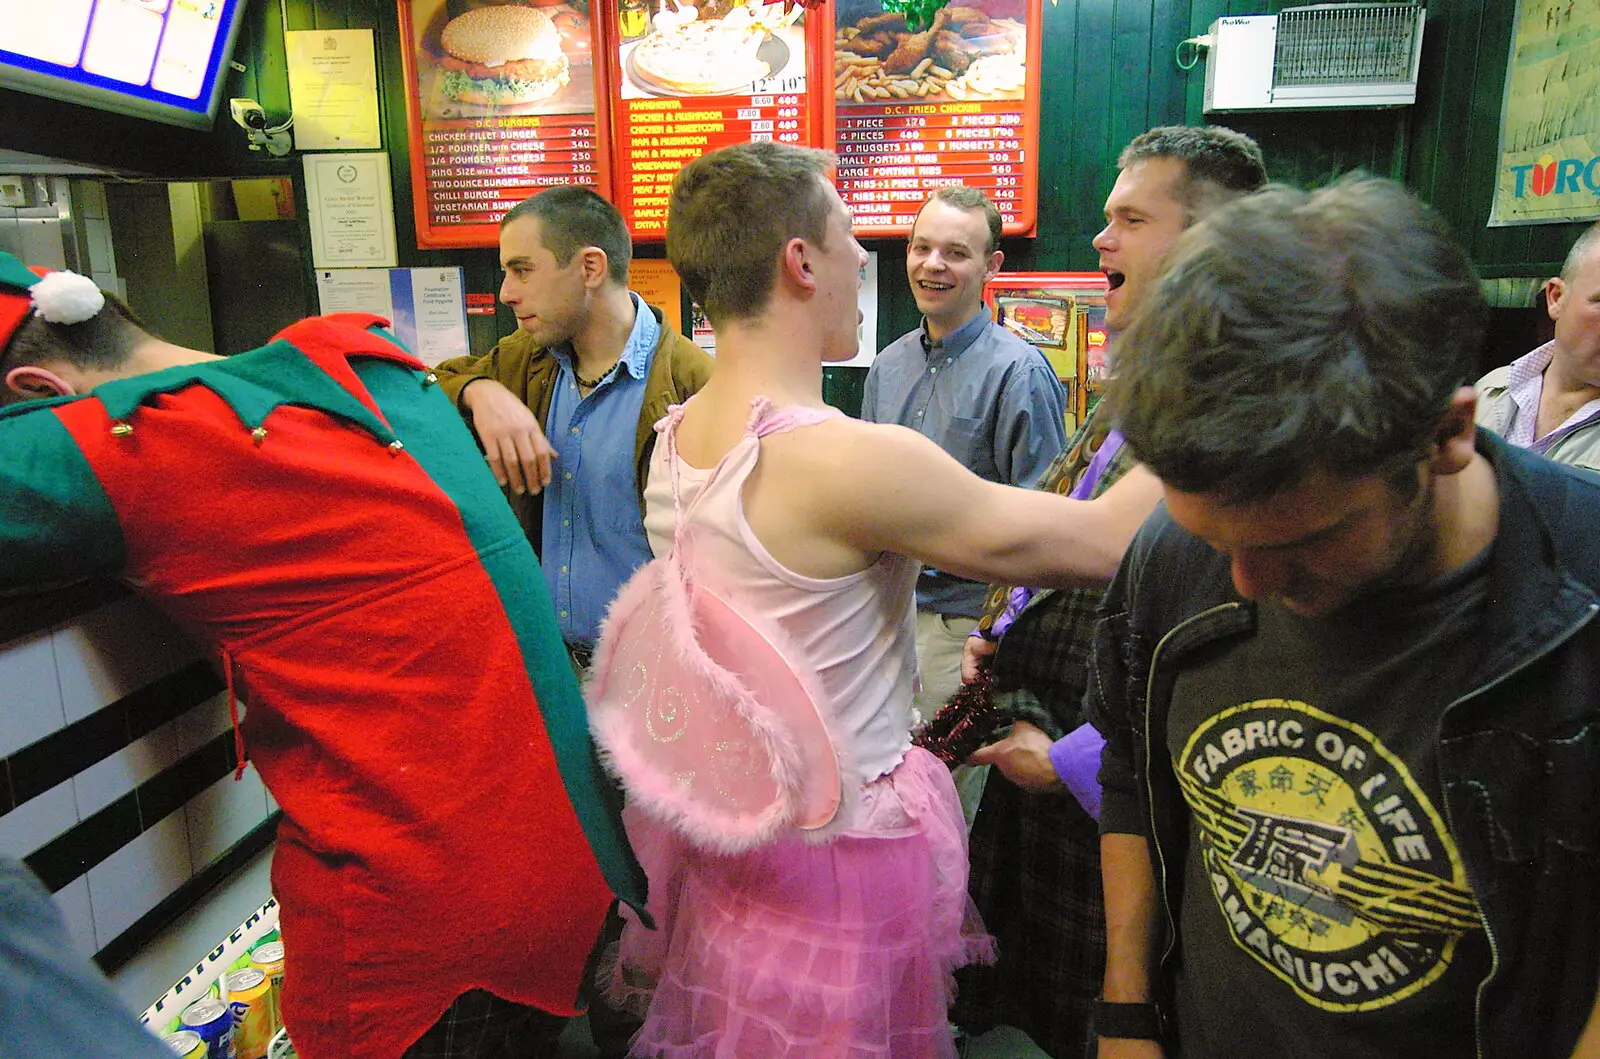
[761,416,943,479]
[758,417,966,543]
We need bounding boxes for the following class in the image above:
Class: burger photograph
[410,0,596,118]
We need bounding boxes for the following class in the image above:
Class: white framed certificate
[315,267,470,366]
[302,152,398,268]
[287,29,382,151]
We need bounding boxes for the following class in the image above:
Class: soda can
[226,968,274,1059]
[162,1029,208,1058]
[248,942,285,1033]
[180,997,234,1059]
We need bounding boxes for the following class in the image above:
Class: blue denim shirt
[542,293,659,646]
[861,307,1067,617]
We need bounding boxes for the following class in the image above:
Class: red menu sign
[606,0,830,239]
[830,0,1041,237]
[398,0,614,248]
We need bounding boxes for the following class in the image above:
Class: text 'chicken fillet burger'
[439,5,570,106]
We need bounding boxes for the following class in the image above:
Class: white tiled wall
[171,693,234,759]
[52,597,198,722]
[0,596,275,961]
[87,812,195,946]
[53,875,97,961]
[0,776,79,860]
[73,725,181,820]
[0,629,65,758]
[186,770,272,870]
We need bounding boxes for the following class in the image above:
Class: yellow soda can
[248,942,286,1034]
[225,968,273,1059]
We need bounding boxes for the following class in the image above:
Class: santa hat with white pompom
[0,251,106,352]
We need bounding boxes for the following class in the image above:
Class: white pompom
[30,270,105,325]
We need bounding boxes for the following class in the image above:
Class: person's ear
[1427,387,1479,475]
[579,247,610,288]
[1544,275,1567,323]
[4,364,76,401]
[782,237,816,294]
[983,247,1004,283]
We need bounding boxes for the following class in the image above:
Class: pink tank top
[642,397,920,783]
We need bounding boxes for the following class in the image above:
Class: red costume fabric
[0,317,643,1057]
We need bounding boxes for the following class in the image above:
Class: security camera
[229,98,267,131]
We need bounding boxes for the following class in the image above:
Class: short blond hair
[667,142,836,323]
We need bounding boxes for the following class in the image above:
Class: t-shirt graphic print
[1177,698,1480,1011]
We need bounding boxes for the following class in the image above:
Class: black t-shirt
[1166,550,1493,1059]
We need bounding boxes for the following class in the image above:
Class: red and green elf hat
[0,251,105,352]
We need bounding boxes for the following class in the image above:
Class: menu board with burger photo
[830,0,1041,238]
[606,0,834,239]
[398,0,610,248]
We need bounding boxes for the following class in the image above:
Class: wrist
[457,376,490,409]
[1093,999,1165,1041]
[1048,723,1106,818]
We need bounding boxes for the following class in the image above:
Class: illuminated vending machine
[984,272,1109,435]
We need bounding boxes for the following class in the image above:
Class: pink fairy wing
[588,550,841,853]
[693,585,841,831]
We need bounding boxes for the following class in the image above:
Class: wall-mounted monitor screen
[0,0,245,131]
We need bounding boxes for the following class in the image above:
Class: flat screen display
[0,0,245,130]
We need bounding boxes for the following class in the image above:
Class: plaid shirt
[980,405,1138,736]
[953,404,1137,1056]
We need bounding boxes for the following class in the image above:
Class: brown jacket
[433,304,713,545]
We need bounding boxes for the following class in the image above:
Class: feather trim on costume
[588,544,855,854]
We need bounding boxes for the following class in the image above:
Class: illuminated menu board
[608,0,827,239]
[398,0,611,249]
[830,0,1040,237]
[0,0,244,130]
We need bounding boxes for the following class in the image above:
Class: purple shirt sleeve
[1048,722,1105,820]
[992,585,1033,639]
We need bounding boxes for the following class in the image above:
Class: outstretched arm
[817,421,1161,589]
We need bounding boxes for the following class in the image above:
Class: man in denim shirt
[434,188,711,670]
[433,190,710,1057]
[861,188,1066,818]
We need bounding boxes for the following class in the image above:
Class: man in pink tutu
[586,141,1164,1057]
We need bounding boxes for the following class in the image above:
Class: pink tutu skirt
[604,747,995,1058]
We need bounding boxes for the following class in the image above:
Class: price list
[398,0,612,249]
[420,114,602,230]
[828,0,1040,237]
[617,92,810,237]
[835,99,1034,237]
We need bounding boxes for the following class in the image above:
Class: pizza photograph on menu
[411,0,596,118]
[619,0,805,98]
[832,0,1026,104]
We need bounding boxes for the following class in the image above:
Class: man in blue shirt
[861,187,1067,818]
[434,188,711,670]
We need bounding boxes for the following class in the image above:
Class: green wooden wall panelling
[0,0,1589,371]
